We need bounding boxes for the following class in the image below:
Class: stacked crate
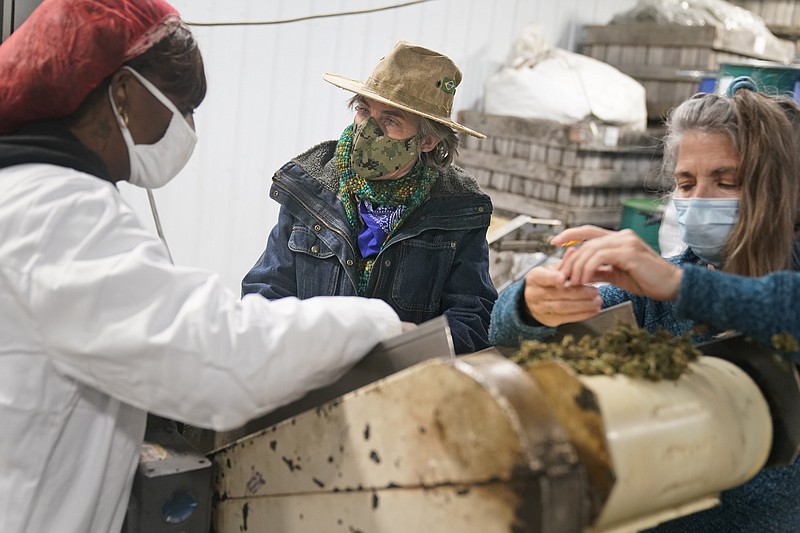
[730,0,800,39]
[457,110,664,229]
[580,23,795,120]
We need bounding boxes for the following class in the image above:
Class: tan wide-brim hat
[323,41,486,139]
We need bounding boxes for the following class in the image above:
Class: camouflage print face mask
[351,117,419,180]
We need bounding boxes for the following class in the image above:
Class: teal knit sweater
[489,248,800,361]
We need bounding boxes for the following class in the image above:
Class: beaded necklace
[335,123,437,295]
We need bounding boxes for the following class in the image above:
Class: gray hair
[662,93,738,187]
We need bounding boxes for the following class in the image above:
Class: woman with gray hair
[490,83,800,348]
[243,41,497,355]
[489,81,800,531]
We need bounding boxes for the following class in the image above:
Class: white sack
[484,23,648,130]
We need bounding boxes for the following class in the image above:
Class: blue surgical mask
[673,197,739,266]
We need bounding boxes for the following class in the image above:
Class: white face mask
[108,66,197,189]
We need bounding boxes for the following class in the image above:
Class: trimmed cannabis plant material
[512,324,702,381]
[771,332,800,354]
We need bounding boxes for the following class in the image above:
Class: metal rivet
[384,260,391,267]
[477,206,485,213]
[313,224,322,231]
[346,259,354,266]
[450,242,456,248]
[272,191,279,197]
[311,245,320,253]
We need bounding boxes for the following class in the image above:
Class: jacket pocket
[288,226,335,259]
[391,239,455,313]
[288,225,339,296]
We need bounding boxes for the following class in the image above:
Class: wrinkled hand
[523,264,602,327]
[552,226,683,301]
[400,321,417,333]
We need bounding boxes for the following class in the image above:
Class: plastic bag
[612,0,777,39]
[484,23,647,130]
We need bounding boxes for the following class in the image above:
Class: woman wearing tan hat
[0,2,403,531]
[243,41,497,354]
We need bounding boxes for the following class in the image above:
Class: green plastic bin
[620,198,665,253]
[719,60,800,99]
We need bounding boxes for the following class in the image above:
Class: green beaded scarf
[335,123,438,295]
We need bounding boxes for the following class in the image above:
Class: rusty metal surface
[209,342,781,533]
[526,360,613,522]
[214,481,542,533]
[453,351,589,531]
[211,353,586,533]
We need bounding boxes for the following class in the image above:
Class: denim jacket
[242,141,497,354]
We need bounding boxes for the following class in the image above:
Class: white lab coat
[0,163,402,533]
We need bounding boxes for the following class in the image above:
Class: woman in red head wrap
[0,0,206,186]
[0,3,402,532]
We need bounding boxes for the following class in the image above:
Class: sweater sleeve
[675,264,800,359]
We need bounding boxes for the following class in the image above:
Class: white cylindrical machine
[529,356,772,532]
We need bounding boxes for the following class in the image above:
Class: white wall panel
[122,0,637,293]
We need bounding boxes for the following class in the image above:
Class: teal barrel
[620,197,665,253]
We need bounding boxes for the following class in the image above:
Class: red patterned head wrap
[0,0,181,134]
